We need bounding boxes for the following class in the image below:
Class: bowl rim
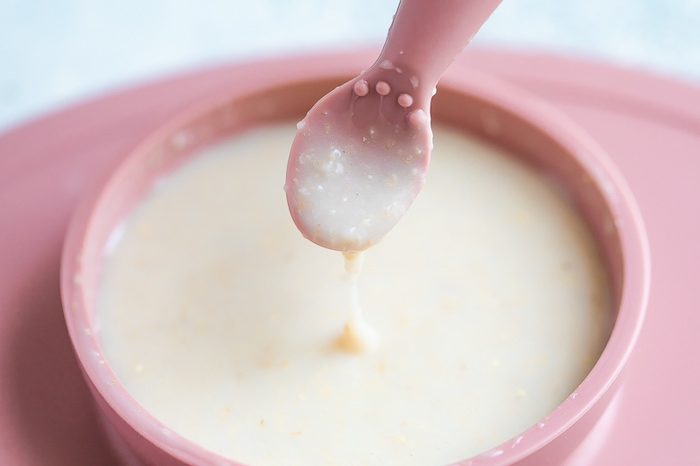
[60,50,650,466]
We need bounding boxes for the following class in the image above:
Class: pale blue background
[1,0,699,134]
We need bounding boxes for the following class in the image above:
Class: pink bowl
[60,52,649,465]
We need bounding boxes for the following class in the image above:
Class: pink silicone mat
[1,48,698,465]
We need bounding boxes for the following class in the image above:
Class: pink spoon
[285,0,502,252]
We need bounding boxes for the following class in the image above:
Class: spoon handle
[376,0,502,102]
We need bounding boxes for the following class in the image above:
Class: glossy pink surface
[375,0,502,94]
[0,48,698,464]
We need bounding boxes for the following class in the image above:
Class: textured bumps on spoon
[285,72,432,252]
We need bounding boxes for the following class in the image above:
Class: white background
[1,0,699,134]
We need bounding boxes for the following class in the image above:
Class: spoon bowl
[285,77,432,251]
